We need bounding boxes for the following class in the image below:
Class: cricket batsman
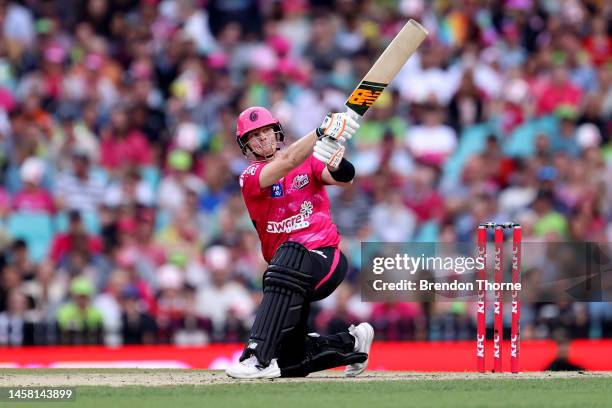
[226,107,374,379]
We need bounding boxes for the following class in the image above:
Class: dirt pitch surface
[1,369,611,387]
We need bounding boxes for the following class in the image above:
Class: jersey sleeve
[309,154,327,185]
[239,162,268,199]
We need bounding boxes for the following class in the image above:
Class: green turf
[3,378,612,408]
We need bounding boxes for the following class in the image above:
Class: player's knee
[264,241,313,294]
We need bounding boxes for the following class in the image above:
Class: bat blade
[345,19,428,117]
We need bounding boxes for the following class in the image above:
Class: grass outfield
[1,370,611,408]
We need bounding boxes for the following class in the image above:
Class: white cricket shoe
[345,322,374,377]
[226,355,281,379]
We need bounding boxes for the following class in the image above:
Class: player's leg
[274,288,311,373]
[273,246,345,376]
[226,244,373,378]
[311,247,374,376]
[226,242,312,379]
[279,247,374,377]
[312,249,374,377]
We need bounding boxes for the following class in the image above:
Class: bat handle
[345,107,362,123]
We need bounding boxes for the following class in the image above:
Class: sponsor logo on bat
[347,88,383,107]
[346,81,387,115]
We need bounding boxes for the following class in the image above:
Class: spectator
[93,269,129,346]
[551,107,581,157]
[114,246,157,314]
[405,103,457,166]
[132,209,166,267]
[55,151,105,212]
[447,71,484,133]
[315,284,362,335]
[155,207,204,262]
[62,101,101,161]
[103,167,155,208]
[330,182,372,238]
[11,239,36,281]
[429,302,472,341]
[99,106,152,172]
[120,285,157,345]
[195,246,253,341]
[173,286,212,346]
[370,302,424,341]
[13,157,54,214]
[155,264,186,343]
[56,233,111,291]
[582,16,611,68]
[21,260,67,323]
[56,276,104,345]
[49,210,103,263]
[157,149,203,212]
[2,1,35,49]
[0,265,21,312]
[498,160,537,218]
[369,190,417,241]
[303,13,343,73]
[403,165,445,223]
[532,190,569,237]
[0,289,36,346]
[198,155,234,214]
[536,65,583,116]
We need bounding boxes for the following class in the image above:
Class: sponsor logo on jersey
[239,164,259,188]
[300,201,313,216]
[266,201,313,233]
[292,174,310,190]
[271,183,284,197]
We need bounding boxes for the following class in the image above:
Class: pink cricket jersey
[239,155,340,262]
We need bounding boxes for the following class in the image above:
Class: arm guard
[329,158,355,182]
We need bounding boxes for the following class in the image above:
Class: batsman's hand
[313,136,345,169]
[316,111,360,142]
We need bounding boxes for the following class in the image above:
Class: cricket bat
[345,19,428,118]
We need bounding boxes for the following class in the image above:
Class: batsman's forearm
[259,130,318,188]
[279,130,318,169]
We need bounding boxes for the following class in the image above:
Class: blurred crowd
[0,0,610,346]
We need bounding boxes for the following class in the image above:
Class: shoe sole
[226,368,281,379]
[226,370,280,379]
[346,323,374,377]
[226,361,281,379]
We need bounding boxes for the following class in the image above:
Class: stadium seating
[7,212,54,262]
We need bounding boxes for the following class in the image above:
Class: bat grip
[345,107,362,123]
